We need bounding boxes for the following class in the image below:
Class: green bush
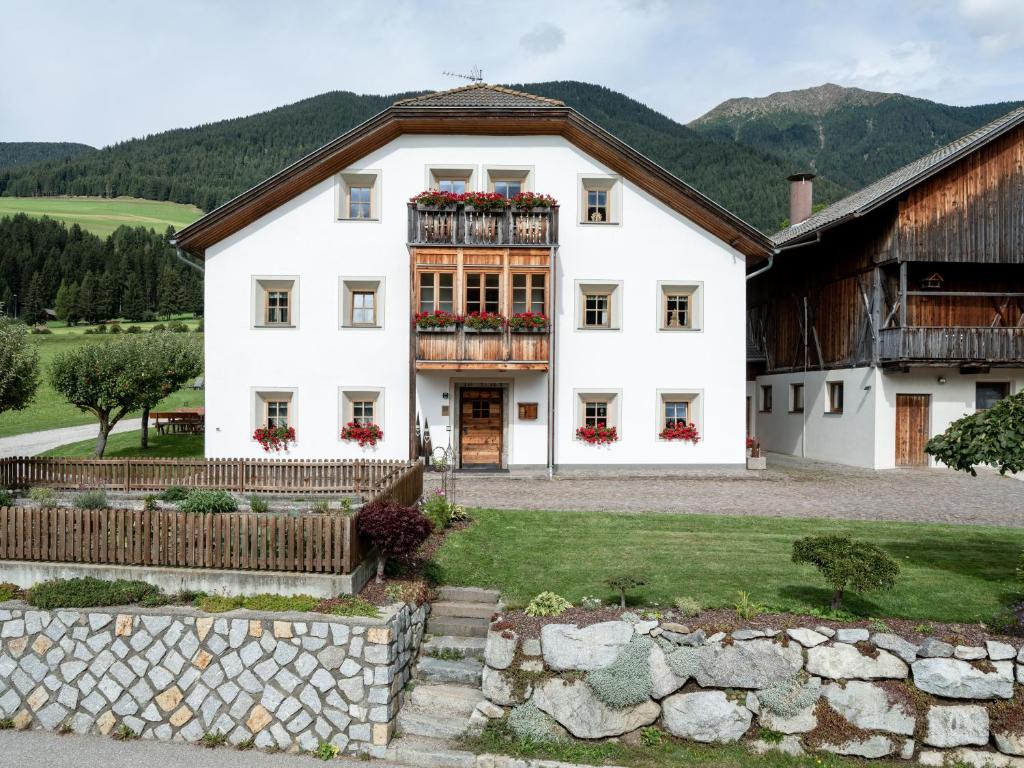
[108,323,123,334]
[125,325,142,334]
[524,591,572,617]
[178,489,238,514]
[143,494,158,512]
[0,489,14,507]
[28,577,160,609]
[926,390,1024,475]
[421,492,453,529]
[507,701,565,743]
[74,489,108,510]
[586,635,653,707]
[158,485,190,502]
[149,323,166,332]
[28,487,58,506]
[604,574,646,608]
[167,320,189,333]
[673,596,702,617]
[248,495,269,513]
[792,534,900,611]
[0,582,18,601]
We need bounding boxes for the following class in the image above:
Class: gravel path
[429,454,1024,527]
[0,419,142,458]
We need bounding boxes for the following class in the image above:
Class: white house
[174,84,771,471]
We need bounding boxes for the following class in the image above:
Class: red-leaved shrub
[357,500,433,583]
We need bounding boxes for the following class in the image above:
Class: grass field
[435,508,1024,623]
[0,196,202,238]
[0,320,204,439]
[40,430,203,458]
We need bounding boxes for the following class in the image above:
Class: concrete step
[421,635,486,660]
[386,735,477,768]
[414,655,484,685]
[438,586,501,604]
[396,704,478,741]
[410,683,485,716]
[430,600,498,620]
[426,617,489,638]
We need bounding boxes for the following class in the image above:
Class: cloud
[958,0,1024,55]
[519,22,566,55]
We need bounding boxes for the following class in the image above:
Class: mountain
[0,82,838,232]
[690,83,1024,192]
[0,142,95,173]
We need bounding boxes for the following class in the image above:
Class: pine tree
[54,281,74,325]
[22,273,46,325]
[122,273,148,321]
[156,264,180,319]
[77,271,97,323]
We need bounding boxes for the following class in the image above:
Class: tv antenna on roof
[442,66,483,83]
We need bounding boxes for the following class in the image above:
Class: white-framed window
[427,166,475,194]
[790,383,804,414]
[484,166,532,198]
[465,272,501,314]
[578,174,622,224]
[512,273,547,315]
[418,272,455,314]
[340,278,384,328]
[252,388,296,434]
[574,390,621,437]
[657,390,702,437]
[576,280,622,330]
[826,381,844,414]
[657,281,703,331]
[252,277,298,328]
[340,388,384,433]
[336,169,381,221]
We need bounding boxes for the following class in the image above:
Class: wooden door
[896,394,930,467]
[460,389,503,467]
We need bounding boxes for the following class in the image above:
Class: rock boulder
[805,643,908,680]
[693,640,803,689]
[822,681,915,735]
[912,659,1013,700]
[532,679,659,739]
[661,691,752,743]
[924,705,989,748]
[540,622,633,672]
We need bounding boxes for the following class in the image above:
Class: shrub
[108,323,123,334]
[178,489,238,514]
[30,324,52,334]
[580,595,603,610]
[421,491,453,530]
[734,590,761,620]
[248,495,269,513]
[926,390,1024,475]
[74,488,108,510]
[143,494,158,512]
[0,489,14,507]
[28,577,159,609]
[94,323,107,334]
[149,323,166,332]
[309,499,331,514]
[604,574,646,608]
[28,487,58,506]
[524,591,572,617]
[673,596,702,617]
[158,485,190,502]
[506,701,565,743]
[0,582,18,601]
[357,500,433,583]
[167,320,189,333]
[586,635,653,707]
[125,325,142,334]
[792,534,900,610]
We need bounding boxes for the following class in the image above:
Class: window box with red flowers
[659,422,700,443]
[253,425,296,452]
[341,422,383,447]
[462,192,509,212]
[507,312,549,333]
[463,312,505,332]
[576,424,618,444]
[510,192,558,211]
[410,190,464,209]
[415,311,463,332]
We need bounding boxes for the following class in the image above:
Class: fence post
[124,460,131,493]
[238,459,246,493]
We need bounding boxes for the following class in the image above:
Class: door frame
[895,393,931,467]
[454,381,510,469]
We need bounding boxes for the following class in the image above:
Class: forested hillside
[0,215,201,324]
[0,142,96,173]
[690,84,1024,192]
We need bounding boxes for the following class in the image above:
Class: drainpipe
[168,238,204,274]
[547,245,556,480]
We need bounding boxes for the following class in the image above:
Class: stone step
[426,617,489,638]
[430,600,498,620]
[396,704,478,741]
[385,735,477,768]
[438,586,501,604]
[414,655,484,685]
[421,635,487,660]
[410,683,485,716]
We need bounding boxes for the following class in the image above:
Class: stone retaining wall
[480,616,1024,765]
[0,600,427,756]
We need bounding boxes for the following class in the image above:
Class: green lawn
[40,429,203,458]
[0,324,204,439]
[0,196,202,238]
[435,508,1024,623]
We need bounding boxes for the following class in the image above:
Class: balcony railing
[408,204,558,247]
[879,326,1024,363]
[415,326,550,369]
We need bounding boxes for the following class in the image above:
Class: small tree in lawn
[605,574,647,608]
[357,500,433,583]
[135,333,203,449]
[0,317,41,417]
[926,391,1024,476]
[792,535,899,611]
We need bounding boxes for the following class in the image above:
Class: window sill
[341,325,383,330]
[576,326,619,332]
[789,410,804,414]
[658,327,702,333]
[758,410,772,415]
[336,217,380,223]
[578,221,620,226]
[254,325,297,330]
[825,410,844,416]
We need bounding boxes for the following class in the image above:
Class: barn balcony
[878,326,1024,365]
[415,327,549,371]
[408,203,558,247]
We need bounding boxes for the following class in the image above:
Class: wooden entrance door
[895,394,930,467]
[460,388,503,468]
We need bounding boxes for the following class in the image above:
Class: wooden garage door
[896,394,930,467]
[460,388,502,468]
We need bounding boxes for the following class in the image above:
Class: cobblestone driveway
[427,454,1024,527]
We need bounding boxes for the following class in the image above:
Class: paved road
[429,453,1024,527]
[0,419,141,458]
[0,730,406,768]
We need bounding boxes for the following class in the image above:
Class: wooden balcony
[879,326,1024,364]
[415,327,549,371]
[408,204,558,247]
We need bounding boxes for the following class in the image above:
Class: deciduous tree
[926,392,1024,476]
[0,317,40,417]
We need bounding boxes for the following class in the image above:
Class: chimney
[787,172,815,226]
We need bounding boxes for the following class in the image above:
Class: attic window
[337,170,381,221]
[579,175,621,225]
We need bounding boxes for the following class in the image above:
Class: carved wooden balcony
[408,204,558,247]
[414,326,550,371]
[879,326,1024,364]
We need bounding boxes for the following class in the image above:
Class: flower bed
[341,421,384,447]
[660,422,700,443]
[464,311,505,331]
[576,424,618,444]
[415,310,463,330]
[253,425,295,452]
[507,312,549,331]
[511,191,558,209]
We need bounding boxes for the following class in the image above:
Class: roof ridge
[393,83,564,107]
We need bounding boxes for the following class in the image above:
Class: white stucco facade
[751,367,1024,469]
[203,133,748,467]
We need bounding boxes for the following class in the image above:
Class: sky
[2,0,1023,148]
